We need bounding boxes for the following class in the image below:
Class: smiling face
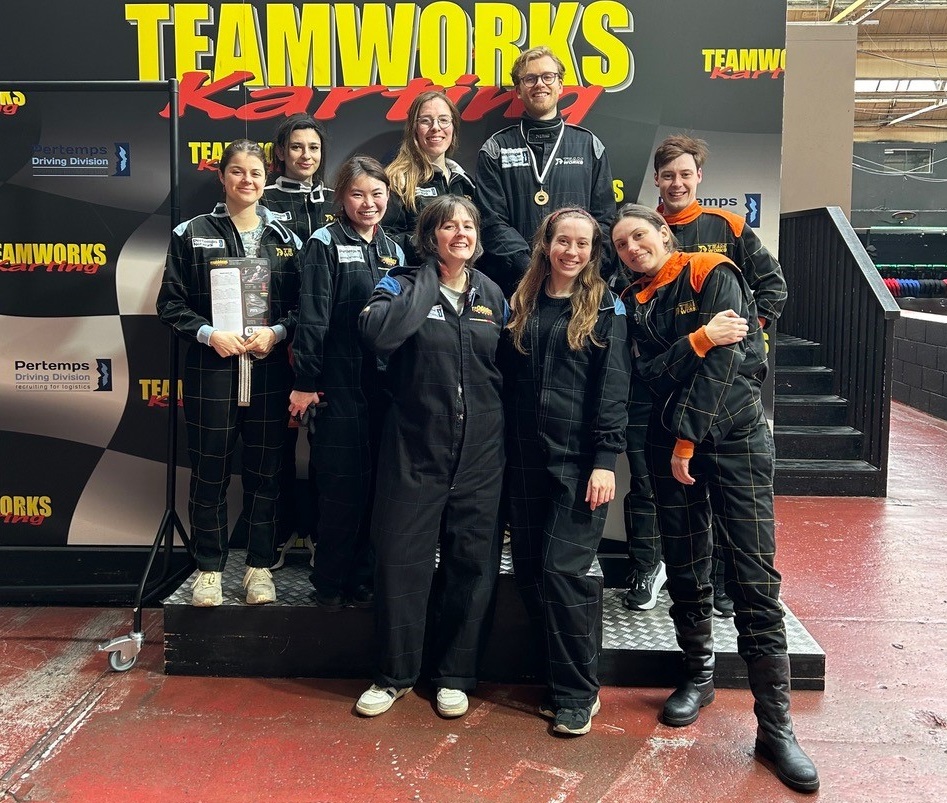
[547,216,595,292]
[219,151,266,209]
[654,153,702,215]
[341,175,389,237]
[612,215,672,277]
[277,127,322,183]
[515,55,563,120]
[414,97,455,164]
[434,203,478,268]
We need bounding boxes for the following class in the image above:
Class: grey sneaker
[356,684,412,717]
[243,567,276,605]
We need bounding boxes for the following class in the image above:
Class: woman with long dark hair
[504,207,630,736]
[157,139,301,606]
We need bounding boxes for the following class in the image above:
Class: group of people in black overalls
[157,45,819,793]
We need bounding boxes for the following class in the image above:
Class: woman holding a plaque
[288,156,404,611]
[356,195,506,719]
[382,91,474,262]
[157,139,302,607]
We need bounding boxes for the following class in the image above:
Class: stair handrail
[778,206,900,496]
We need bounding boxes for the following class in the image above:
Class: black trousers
[624,379,661,570]
[508,443,608,708]
[183,349,291,572]
[371,455,502,691]
[307,384,385,596]
[647,405,786,659]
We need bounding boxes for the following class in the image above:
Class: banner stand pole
[99,78,193,672]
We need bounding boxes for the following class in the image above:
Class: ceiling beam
[884,97,947,124]
[830,0,876,23]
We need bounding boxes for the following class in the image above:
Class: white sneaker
[243,567,276,604]
[356,684,412,716]
[436,688,469,718]
[191,571,222,607]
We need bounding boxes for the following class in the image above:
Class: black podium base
[164,546,824,690]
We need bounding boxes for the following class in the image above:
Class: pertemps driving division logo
[13,358,113,392]
[31,142,131,178]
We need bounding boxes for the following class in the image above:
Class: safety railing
[778,206,901,496]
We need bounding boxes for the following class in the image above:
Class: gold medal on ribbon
[534,189,549,206]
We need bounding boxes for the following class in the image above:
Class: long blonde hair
[386,91,461,213]
[508,208,606,354]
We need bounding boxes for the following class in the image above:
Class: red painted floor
[2,400,946,803]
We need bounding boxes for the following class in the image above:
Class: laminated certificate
[208,257,272,406]
[209,257,272,335]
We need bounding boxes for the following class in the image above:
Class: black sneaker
[622,561,667,611]
[310,589,345,612]
[552,697,601,736]
[346,585,374,609]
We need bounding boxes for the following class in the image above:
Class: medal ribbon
[520,121,566,193]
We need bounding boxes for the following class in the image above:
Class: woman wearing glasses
[382,90,475,263]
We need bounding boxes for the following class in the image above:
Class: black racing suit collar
[271,175,328,203]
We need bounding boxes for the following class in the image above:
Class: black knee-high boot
[661,618,715,726]
[748,654,820,793]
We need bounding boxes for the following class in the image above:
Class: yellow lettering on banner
[756,48,785,71]
[582,1,632,89]
[702,48,785,73]
[474,3,525,86]
[527,3,581,83]
[418,2,472,85]
[612,179,624,203]
[174,4,213,80]
[266,4,333,88]
[335,3,417,87]
[3,243,107,264]
[126,4,172,81]
[215,4,266,85]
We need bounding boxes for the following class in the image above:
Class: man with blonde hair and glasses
[474,46,616,297]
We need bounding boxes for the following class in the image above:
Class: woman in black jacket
[382,91,475,263]
[287,156,404,610]
[356,195,507,720]
[504,207,630,736]
[157,139,301,607]
[612,203,818,793]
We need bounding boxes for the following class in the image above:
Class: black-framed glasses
[518,72,561,87]
[416,115,454,129]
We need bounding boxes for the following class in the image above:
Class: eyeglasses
[518,72,561,88]
[416,115,454,129]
